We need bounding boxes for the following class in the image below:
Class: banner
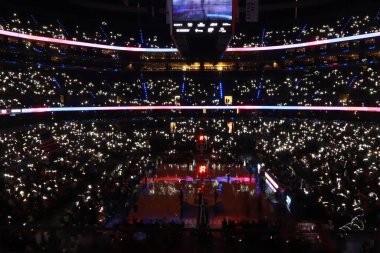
[166,0,172,24]
[246,0,259,23]
[233,0,239,25]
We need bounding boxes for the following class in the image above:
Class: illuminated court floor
[134,164,276,228]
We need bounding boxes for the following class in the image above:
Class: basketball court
[134,164,276,228]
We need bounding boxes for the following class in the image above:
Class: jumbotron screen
[173,0,233,22]
[172,0,233,34]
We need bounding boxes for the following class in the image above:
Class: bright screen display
[173,0,233,22]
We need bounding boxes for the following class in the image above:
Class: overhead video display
[173,0,233,22]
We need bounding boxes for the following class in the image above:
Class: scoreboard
[173,22,232,34]
[172,0,233,34]
[168,0,235,61]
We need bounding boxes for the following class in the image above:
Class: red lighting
[198,135,206,142]
[199,165,206,174]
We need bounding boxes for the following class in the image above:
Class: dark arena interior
[0,0,380,252]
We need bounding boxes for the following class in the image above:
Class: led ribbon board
[1,105,380,116]
[0,29,177,53]
[1,29,379,52]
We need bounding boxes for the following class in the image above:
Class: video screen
[173,0,233,22]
